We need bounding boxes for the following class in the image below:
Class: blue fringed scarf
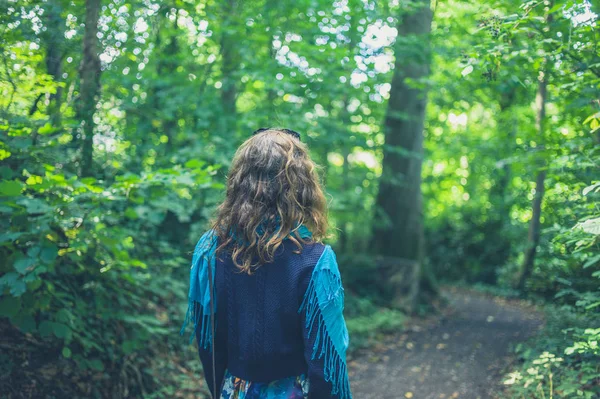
[299,245,352,399]
[180,228,219,348]
[181,225,352,399]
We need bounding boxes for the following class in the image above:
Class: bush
[344,295,406,350]
[501,304,600,399]
[0,124,220,397]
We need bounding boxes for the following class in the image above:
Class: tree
[517,67,548,291]
[516,6,553,291]
[371,0,433,310]
[41,1,65,125]
[78,0,101,176]
[218,0,241,135]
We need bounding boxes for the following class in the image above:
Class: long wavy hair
[212,128,328,273]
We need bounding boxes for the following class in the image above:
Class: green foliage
[345,296,406,350]
[501,304,599,399]
[0,111,219,395]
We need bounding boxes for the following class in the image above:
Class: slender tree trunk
[219,0,240,134]
[517,69,548,291]
[371,0,432,311]
[265,44,277,124]
[338,148,351,252]
[337,15,360,252]
[42,2,65,125]
[78,0,101,176]
[262,2,278,124]
[320,144,330,186]
[159,29,179,152]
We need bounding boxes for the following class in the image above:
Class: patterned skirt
[220,369,309,399]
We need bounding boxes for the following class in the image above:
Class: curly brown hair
[211,128,328,273]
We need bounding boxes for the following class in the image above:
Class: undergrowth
[500,305,599,398]
[344,295,406,351]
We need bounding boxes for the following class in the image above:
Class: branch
[29,93,44,115]
[564,50,600,79]
[527,22,600,79]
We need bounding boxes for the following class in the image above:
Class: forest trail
[349,288,544,399]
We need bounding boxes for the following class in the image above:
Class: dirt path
[348,288,544,399]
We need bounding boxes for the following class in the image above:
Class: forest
[0,0,598,398]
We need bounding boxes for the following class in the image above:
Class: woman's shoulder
[294,241,344,280]
[291,239,326,265]
[195,229,217,246]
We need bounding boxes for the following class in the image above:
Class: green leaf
[27,246,40,258]
[52,322,71,339]
[583,254,600,269]
[461,65,474,76]
[124,207,138,219]
[0,180,23,196]
[38,321,53,338]
[55,309,73,323]
[38,123,58,135]
[577,218,600,235]
[40,245,58,263]
[38,320,72,340]
[62,347,72,358]
[88,359,104,371]
[0,295,21,318]
[17,198,52,214]
[0,272,26,297]
[0,205,14,213]
[14,256,36,274]
[10,280,26,296]
[583,112,600,125]
[0,232,23,243]
[185,159,205,169]
[14,314,36,333]
[582,182,600,196]
[122,340,137,354]
[175,174,195,185]
[0,272,17,288]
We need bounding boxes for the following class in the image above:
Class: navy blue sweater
[196,239,350,398]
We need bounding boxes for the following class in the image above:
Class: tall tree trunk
[371,0,432,311]
[517,69,548,291]
[320,143,330,186]
[158,29,179,152]
[262,2,278,124]
[337,10,360,252]
[219,0,240,135]
[78,0,101,176]
[338,148,351,253]
[42,2,65,125]
[516,3,554,291]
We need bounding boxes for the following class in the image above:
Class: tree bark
[371,0,432,311]
[219,0,240,135]
[43,2,65,125]
[338,147,351,253]
[78,0,101,176]
[517,68,548,291]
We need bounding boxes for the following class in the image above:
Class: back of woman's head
[212,128,328,273]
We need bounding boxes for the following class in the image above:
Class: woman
[181,128,352,399]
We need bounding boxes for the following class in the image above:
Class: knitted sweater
[183,232,352,399]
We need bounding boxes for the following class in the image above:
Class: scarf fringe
[299,247,352,399]
[181,300,213,349]
[180,230,218,349]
